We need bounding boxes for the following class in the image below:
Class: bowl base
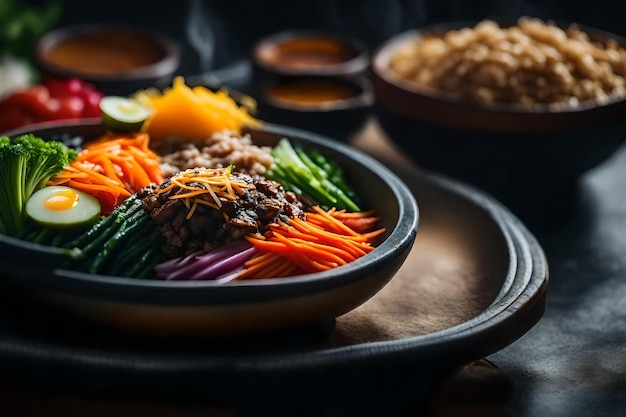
[374,104,626,230]
[0,285,337,353]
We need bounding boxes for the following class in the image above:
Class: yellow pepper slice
[134,76,260,142]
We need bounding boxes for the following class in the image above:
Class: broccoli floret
[0,134,77,236]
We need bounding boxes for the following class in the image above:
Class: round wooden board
[0,153,547,416]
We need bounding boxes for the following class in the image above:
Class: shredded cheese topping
[155,166,255,219]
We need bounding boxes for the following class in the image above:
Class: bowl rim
[33,23,181,82]
[371,17,626,115]
[252,29,370,77]
[0,121,419,306]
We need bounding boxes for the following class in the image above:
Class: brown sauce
[267,79,359,105]
[43,30,167,76]
[260,39,357,69]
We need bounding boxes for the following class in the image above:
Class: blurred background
[6,0,626,82]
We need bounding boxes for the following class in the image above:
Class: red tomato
[80,90,104,118]
[0,86,58,122]
[0,79,104,131]
[55,96,86,119]
[43,77,104,118]
[44,77,89,98]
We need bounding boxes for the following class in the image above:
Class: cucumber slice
[26,186,101,230]
[100,96,153,132]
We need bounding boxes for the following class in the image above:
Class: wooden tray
[0,158,548,416]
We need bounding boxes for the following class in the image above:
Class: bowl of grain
[371,17,626,224]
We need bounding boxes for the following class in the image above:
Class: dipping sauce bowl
[34,24,180,95]
[252,30,369,78]
[256,75,373,142]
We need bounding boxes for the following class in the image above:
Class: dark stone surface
[490,144,626,416]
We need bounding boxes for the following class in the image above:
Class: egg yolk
[44,189,79,211]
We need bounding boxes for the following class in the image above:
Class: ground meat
[138,171,306,259]
[155,130,274,177]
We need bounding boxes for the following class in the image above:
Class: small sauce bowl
[252,30,369,78]
[34,24,180,95]
[265,76,363,106]
[256,75,373,142]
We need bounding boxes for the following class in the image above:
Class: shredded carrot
[47,132,163,214]
[306,206,383,237]
[63,179,127,197]
[236,206,386,279]
[125,146,163,184]
[236,252,302,279]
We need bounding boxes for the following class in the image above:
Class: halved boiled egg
[26,185,101,229]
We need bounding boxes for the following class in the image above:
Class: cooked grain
[157,130,274,177]
[389,17,626,108]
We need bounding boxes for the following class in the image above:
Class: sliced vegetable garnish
[267,138,361,211]
[48,132,162,214]
[236,206,385,278]
[26,185,100,229]
[154,240,257,281]
[133,76,260,141]
[100,96,153,132]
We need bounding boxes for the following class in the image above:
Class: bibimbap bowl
[0,120,418,338]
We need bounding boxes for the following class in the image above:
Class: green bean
[31,227,53,245]
[135,255,161,279]
[65,195,142,249]
[87,213,150,274]
[79,202,145,256]
[106,227,161,276]
[126,247,160,278]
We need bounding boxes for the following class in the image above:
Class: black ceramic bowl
[33,23,181,96]
[371,19,626,222]
[252,29,369,80]
[254,75,373,142]
[0,121,418,338]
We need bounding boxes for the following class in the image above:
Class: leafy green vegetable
[0,0,63,61]
[0,134,77,236]
[267,138,361,211]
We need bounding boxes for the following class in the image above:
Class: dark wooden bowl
[371,20,626,223]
